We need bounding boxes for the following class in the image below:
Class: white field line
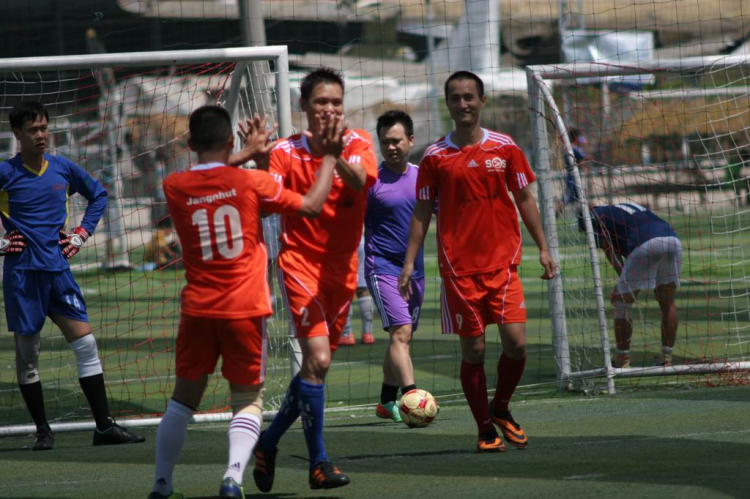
[0,477,111,490]
[0,348,554,395]
[563,473,606,480]
[568,428,750,447]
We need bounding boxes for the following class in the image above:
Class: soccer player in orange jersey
[149,105,338,499]
[252,68,378,492]
[399,71,557,453]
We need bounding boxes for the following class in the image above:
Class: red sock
[492,353,526,414]
[460,361,493,433]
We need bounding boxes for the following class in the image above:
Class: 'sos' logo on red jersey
[485,157,506,172]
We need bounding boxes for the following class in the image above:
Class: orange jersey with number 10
[164,164,303,319]
[269,130,378,258]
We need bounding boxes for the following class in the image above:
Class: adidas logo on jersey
[467,159,479,168]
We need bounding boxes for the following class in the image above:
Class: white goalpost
[528,55,750,394]
[0,47,294,435]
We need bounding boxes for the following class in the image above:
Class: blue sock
[299,379,327,469]
[261,375,302,450]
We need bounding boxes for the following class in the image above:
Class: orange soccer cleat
[491,410,528,449]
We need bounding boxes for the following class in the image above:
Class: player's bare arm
[296,113,345,217]
[228,113,278,169]
[399,199,433,299]
[512,185,557,280]
[334,151,368,192]
[602,241,623,275]
[298,154,337,218]
[315,113,368,191]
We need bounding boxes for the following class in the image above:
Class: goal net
[0,47,295,433]
[528,56,750,393]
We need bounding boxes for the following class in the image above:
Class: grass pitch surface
[0,385,747,498]
[0,209,748,497]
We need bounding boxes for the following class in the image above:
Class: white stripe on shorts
[368,275,390,329]
[440,281,453,334]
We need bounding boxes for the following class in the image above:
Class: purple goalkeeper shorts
[366,274,425,333]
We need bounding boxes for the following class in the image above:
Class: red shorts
[278,249,357,351]
[175,314,267,385]
[441,267,526,338]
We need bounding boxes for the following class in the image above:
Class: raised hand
[230,113,279,169]
[304,113,348,158]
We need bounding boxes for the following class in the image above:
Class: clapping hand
[304,113,348,159]
[233,113,278,169]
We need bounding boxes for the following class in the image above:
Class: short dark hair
[188,105,232,153]
[9,101,49,130]
[376,109,414,139]
[577,207,602,234]
[444,71,485,99]
[569,128,581,143]
[300,67,344,102]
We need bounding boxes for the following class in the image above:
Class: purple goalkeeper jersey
[364,162,424,278]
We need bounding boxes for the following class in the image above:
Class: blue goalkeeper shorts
[3,269,88,335]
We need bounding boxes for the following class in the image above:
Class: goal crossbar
[0,46,292,138]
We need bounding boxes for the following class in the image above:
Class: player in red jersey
[399,71,557,453]
[252,68,378,492]
[149,105,338,499]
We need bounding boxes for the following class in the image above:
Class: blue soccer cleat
[219,477,245,498]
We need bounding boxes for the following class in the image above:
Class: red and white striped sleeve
[504,144,536,192]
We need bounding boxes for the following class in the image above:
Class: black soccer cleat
[93,422,146,446]
[252,433,278,493]
[32,425,54,451]
[309,461,350,490]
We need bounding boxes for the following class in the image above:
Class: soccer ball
[398,389,439,428]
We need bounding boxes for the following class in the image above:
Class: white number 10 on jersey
[191,205,244,261]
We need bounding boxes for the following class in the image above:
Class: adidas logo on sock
[230,462,241,471]
[157,478,167,485]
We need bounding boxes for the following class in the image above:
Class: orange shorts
[441,267,526,338]
[278,249,357,351]
[175,314,267,385]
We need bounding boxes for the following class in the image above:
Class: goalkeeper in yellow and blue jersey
[1,101,144,451]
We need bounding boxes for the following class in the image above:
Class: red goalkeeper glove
[59,227,90,259]
[0,230,27,255]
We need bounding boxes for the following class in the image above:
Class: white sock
[223,413,262,484]
[153,399,194,495]
[341,307,353,337]
[358,296,374,334]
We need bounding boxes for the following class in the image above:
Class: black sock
[401,384,417,396]
[19,381,48,430]
[380,383,399,405]
[78,374,112,431]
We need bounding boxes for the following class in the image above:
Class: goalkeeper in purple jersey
[0,101,143,451]
[364,110,425,422]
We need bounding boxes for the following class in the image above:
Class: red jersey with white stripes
[416,129,536,277]
[164,164,303,319]
[268,129,378,257]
